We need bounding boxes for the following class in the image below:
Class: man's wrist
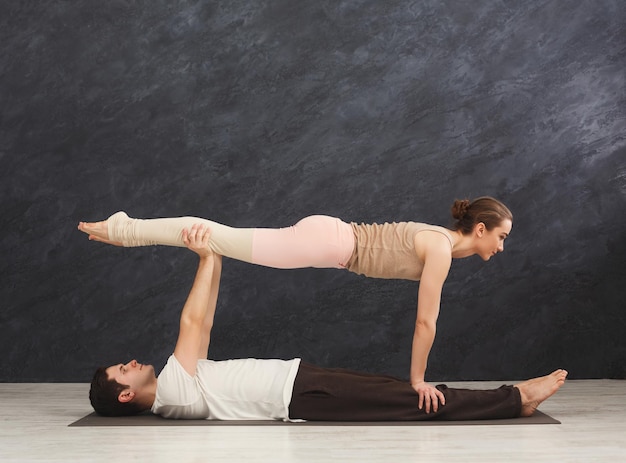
[198,254,214,264]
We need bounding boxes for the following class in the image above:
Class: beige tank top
[345,222,453,281]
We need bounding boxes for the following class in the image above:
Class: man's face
[106,359,156,394]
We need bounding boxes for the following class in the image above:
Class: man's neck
[139,378,158,410]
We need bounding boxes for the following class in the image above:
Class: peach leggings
[107,211,355,269]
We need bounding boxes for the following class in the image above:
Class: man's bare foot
[515,369,568,417]
[77,219,123,246]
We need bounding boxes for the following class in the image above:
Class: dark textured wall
[1,1,624,382]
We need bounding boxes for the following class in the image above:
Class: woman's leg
[252,215,355,269]
[100,212,355,269]
[107,211,256,262]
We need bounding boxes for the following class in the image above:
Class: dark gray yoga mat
[69,411,560,427]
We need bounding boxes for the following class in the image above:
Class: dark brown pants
[288,362,521,421]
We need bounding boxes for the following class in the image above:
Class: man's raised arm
[198,240,222,360]
[174,224,222,376]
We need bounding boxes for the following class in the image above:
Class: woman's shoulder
[407,222,454,249]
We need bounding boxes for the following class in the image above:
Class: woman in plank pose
[78,196,513,413]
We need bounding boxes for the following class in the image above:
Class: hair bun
[451,199,471,220]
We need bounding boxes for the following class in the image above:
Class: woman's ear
[118,389,135,403]
[474,222,486,237]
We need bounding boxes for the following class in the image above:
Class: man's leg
[289,363,566,421]
[515,370,568,417]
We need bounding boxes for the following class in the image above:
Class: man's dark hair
[89,367,146,416]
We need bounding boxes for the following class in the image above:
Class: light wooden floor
[1,380,624,462]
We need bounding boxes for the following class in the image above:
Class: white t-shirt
[151,355,301,420]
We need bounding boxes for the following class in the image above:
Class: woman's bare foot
[77,219,123,246]
[516,369,568,417]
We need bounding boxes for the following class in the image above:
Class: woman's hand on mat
[183,224,213,258]
[412,381,445,413]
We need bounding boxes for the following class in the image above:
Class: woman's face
[476,219,512,261]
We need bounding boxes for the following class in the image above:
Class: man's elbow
[202,319,213,334]
[414,318,436,334]
[180,313,204,329]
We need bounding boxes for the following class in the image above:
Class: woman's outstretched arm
[409,232,452,413]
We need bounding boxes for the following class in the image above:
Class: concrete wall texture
[1,0,624,382]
